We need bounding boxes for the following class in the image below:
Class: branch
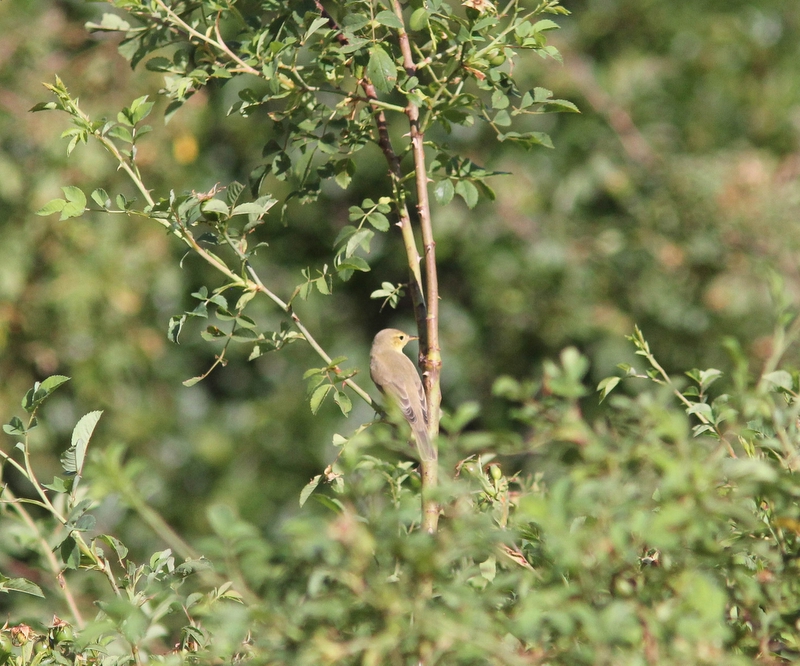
[391,0,441,535]
[313,1,427,328]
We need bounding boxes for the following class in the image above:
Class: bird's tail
[414,426,437,461]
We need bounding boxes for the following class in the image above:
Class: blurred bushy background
[1,0,798,563]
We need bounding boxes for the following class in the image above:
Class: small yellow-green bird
[370,328,436,461]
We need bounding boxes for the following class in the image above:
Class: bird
[369,328,436,461]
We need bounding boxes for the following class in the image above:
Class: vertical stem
[392,0,441,534]
[312,0,428,332]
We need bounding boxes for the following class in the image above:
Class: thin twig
[3,487,85,628]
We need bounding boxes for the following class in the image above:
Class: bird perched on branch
[370,328,436,461]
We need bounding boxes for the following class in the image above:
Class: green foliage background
[2,0,800,662]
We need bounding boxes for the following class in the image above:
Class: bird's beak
[409,335,419,341]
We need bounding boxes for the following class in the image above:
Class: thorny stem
[391,0,440,534]
[312,1,428,329]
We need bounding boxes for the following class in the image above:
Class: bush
[3,1,800,664]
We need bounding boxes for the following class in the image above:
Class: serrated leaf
[334,390,352,416]
[491,89,509,110]
[42,375,71,393]
[109,125,133,143]
[299,475,322,507]
[37,198,66,216]
[63,410,103,477]
[226,180,245,206]
[532,19,560,33]
[366,212,390,231]
[310,384,332,415]
[0,576,45,598]
[367,45,397,95]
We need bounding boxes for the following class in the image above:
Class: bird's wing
[380,354,427,426]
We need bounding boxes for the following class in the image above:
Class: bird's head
[373,328,418,351]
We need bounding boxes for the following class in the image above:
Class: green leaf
[345,229,373,257]
[61,410,103,477]
[686,402,713,421]
[60,536,81,570]
[367,212,390,231]
[168,315,186,344]
[310,384,332,415]
[22,375,71,413]
[597,376,621,402]
[85,13,131,32]
[3,416,26,436]
[491,89,509,110]
[109,125,133,143]
[337,256,371,273]
[91,188,111,208]
[434,179,455,205]
[299,475,322,507]
[334,390,352,416]
[36,198,66,216]
[375,10,403,30]
[493,109,512,126]
[763,370,793,392]
[95,534,129,563]
[479,555,496,582]
[41,375,71,393]
[304,16,330,41]
[43,477,70,493]
[367,45,397,95]
[334,159,355,190]
[201,199,230,216]
[59,186,87,220]
[0,575,45,598]
[409,7,430,31]
[145,57,172,72]
[532,19,560,33]
[455,180,479,209]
